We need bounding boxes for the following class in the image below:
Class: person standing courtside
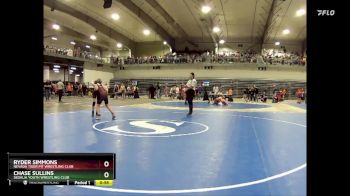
[120,83,126,99]
[185,72,197,115]
[44,80,52,101]
[156,82,161,99]
[82,83,87,96]
[66,82,72,96]
[133,85,140,99]
[253,85,259,102]
[57,80,64,102]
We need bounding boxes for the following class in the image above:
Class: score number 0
[104,161,109,178]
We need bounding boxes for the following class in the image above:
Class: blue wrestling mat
[44,103,306,195]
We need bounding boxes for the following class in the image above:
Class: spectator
[57,80,64,102]
[272,85,278,99]
[253,85,259,102]
[78,83,83,97]
[203,87,209,102]
[213,85,219,95]
[51,82,57,97]
[73,82,79,96]
[82,83,87,96]
[175,85,180,99]
[260,91,267,103]
[66,83,72,96]
[114,84,119,99]
[228,87,233,102]
[156,82,161,99]
[120,83,126,99]
[249,86,254,102]
[44,80,52,101]
[148,84,156,99]
[126,85,131,98]
[133,85,140,99]
[296,88,305,104]
[164,84,169,97]
[197,84,204,100]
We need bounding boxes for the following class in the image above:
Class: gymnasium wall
[134,41,172,57]
[262,41,303,54]
[174,39,262,53]
[103,50,130,58]
[173,40,304,54]
[83,62,114,84]
[48,69,65,81]
[218,43,261,53]
[45,69,83,83]
[175,40,216,52]
[113,64,306,81]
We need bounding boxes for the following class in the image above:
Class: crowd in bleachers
[112,50,258,65]
[44,44,305,66]
[262,48,306,66]
[44,45,104,62]
[215,49,258,63]
[109,49,305,66]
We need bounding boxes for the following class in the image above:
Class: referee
[185,72,197,115]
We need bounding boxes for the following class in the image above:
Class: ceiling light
[70,67,76,70]
[90,35,96,40]
[275,42,280,46]
[117,43,122,48]
[213,27,220,33]
[53,65,60,68]
[163,41,167,45]
[111,13,120,20]
[282,29,290,35]
[51,37,57,40]
[219,39,225,44]
[86,45,90,48]
[201,5,211,14]
[52,24,60,30]
[76,74,80,77]
[54,70,60,73]
[70,41,76,45]
[143,29,150,35]
[53,68,59,71]
[296,9,306,16]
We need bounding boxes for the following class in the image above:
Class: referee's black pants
[187,98,193,114]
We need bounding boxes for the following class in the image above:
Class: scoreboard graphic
[7,153,116,186]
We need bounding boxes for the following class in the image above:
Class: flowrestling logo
[92,119,209,137]
[317,10,335,16]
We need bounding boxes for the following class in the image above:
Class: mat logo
[93,119,209,137]
[102,120,183,135]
